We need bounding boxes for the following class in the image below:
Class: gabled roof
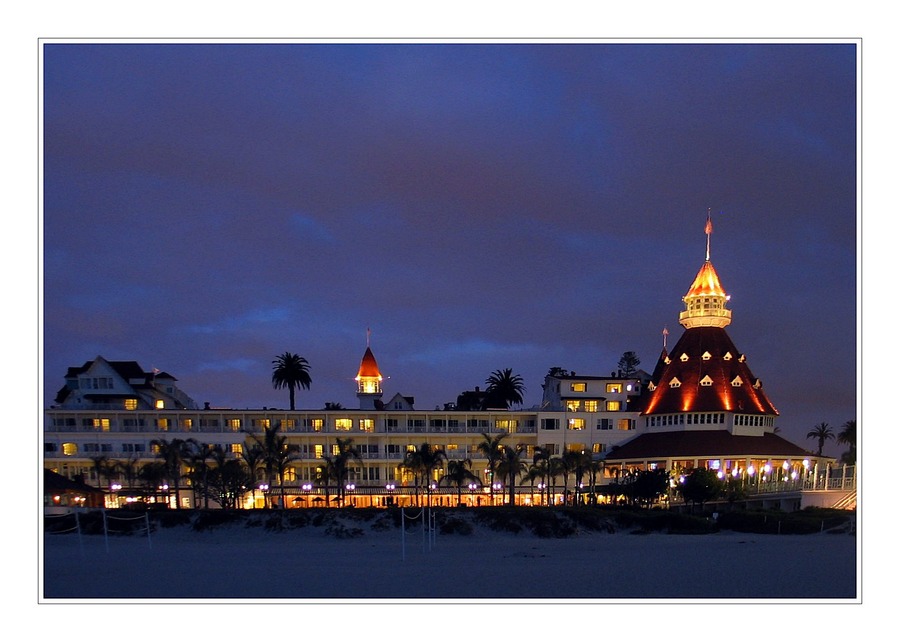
[604,430,815,462]
[639,326,778,416]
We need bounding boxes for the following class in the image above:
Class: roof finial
[705,209,713,261]
[662,326,669,349]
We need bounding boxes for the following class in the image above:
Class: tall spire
[679,211,732,329]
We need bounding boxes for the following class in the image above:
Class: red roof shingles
[640,326,778,417]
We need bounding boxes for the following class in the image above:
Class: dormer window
[648,382,657,391]
[680,353,689,362]
[723,352,733,361]
[739,354,746,362]
[753,379,762,389]
[731,376,744,387]
[669,377,681,388]
[664,356,671,364]
[699,375,714,387]
[702,351,712,361]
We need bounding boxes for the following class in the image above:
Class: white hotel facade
[43,354,645,508]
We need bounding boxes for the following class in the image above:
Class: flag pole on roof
[705,208,713,261]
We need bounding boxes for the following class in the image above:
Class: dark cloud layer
[42,41,858,455]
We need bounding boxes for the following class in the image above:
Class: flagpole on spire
[662,326,669,350]
[705,208,713,261]
[366,327,371,348]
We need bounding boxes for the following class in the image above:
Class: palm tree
[241,441,266,507]
[531,446,552,506]
[245,422,298,508]
[483,368,526,409]
[401,443,446,506]
[439,458,480,506]
[88,454,111,489]
[806,422,835,457]
[272,352,312,411]
[496,444,529,506]
[150,437,191,508]
[566,450,593,506]
[476,431,508,505]
[315,458,337,507]
[837,419,857,465]
[331,437,363,506]
[185,439,221,509]
[547,455,566,506]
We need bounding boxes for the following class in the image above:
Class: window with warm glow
[157,418,169,431]
[311,418,324,432]
[669,378,681,388]
[282,419,295,429]
[155,400,165,409]
[571,382,586,392]
[566,400,581,412]
[124,398,138,410]
[606,383,622,394]
[231,443,242,455]
[496,419,518,431]
[314,444,324,459]
[335,418,352,431]
[606,401,621,411]
[700,376,714,387]
[228,418,242,430]
[360,419,374,432]
[569,418,585,430]
[583,400,599,412]
[183,418,193,430]
[702,351,712,360]
[617,418,633,430]
[93,418,111,431]
[254,419,271,429]
[62,442,78,456]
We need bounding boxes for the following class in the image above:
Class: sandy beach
[41,516,858,602]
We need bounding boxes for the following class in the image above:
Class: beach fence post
[145,512,152,549]
[103,509,109,553]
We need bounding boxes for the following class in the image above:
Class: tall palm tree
[272,352,312,411]
[476,431,508,505]
[88,454,111,489]
[837,419,857,465]
[185,439,221,509]
[315,458,337,507]
[496,444,528,506]
[806,422,835,457]
[532,446,552,506]
[439,458,480,506]
[547,455,566,506]
[566,450,593,506]
[150,437,191,509]
[483,368,526,409]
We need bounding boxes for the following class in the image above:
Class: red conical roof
[356,347,381,379]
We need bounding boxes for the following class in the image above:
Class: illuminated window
[617,418,634,430]
[699,375,714,387]
[183,418,193,430]
[282,419,296,429]
[496,419,518,431]
[569,418,585,430]
[702,351,712,361]
[93,418,111,431]
[570,382,586,392]
[310,418,324,432]
[360,419,374,432]
[669,378,681,388]
[124,399,138,410]
[335,418,352,431]
[231,443,242,455]
[228,419,242,430]
[314,444,324,459]
[592,443,603,453]
[606,383,622,394]
[680,353,689,362]
[62,442,78,456]
[723,352,733,360]
[155,400,165,409]
[282,467,297,482]
[254,419,271,429]
[583,400,598,412]
[157,418,169,431]
[566,400,581,412]
[606,401,621,411]
[731,376,743,387]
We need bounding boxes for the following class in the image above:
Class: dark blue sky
[41,41,858,454]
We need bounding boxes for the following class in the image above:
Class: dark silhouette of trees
[837,419,856,464]
[617,351,641,377]
[483,368,526,409]
[271,352,312,411]
[806,422,835,457]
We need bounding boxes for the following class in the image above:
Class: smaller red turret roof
[357,347,381,378]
